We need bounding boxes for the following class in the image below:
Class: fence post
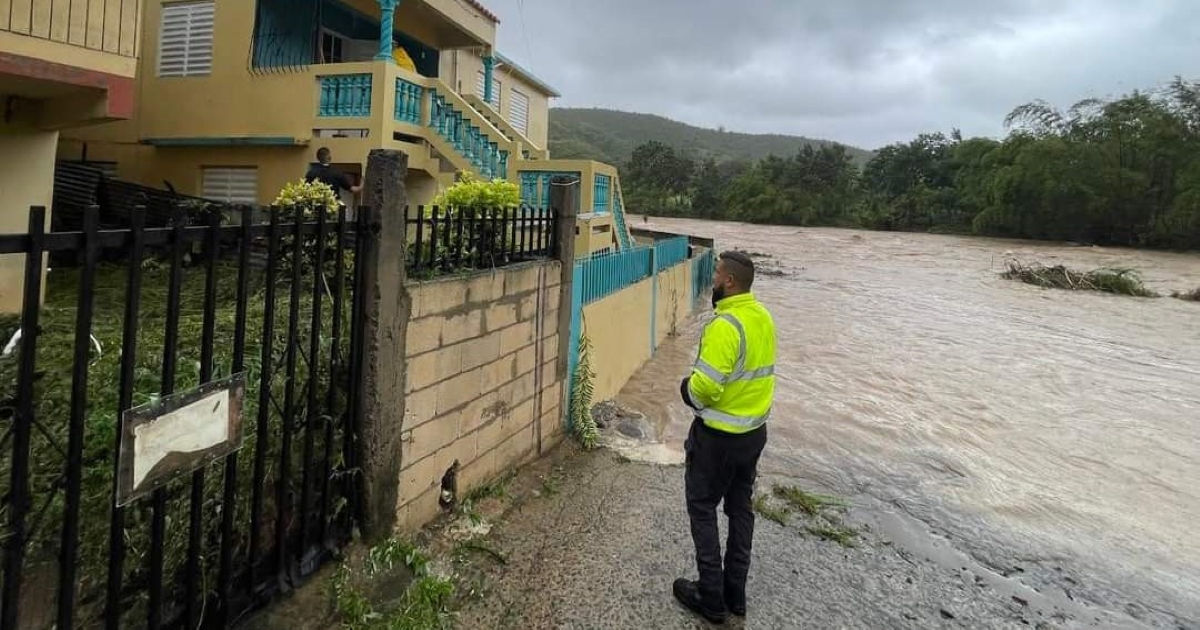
[551,175,580,381]
[650,243,658,356]
[357,149,411,541]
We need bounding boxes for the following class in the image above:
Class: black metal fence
[406,206,558,276]
[0,203,374,628]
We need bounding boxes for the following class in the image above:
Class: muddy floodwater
[617,217,1200,627]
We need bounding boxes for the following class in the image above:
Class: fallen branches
[1001,260,1158,297]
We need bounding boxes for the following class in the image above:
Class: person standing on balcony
[675,250,776,624]
[392,40,417,73]
[305,147,362,195]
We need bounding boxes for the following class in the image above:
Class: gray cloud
[484,0,1200,148]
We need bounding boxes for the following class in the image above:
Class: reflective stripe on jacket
[686,292,776,434]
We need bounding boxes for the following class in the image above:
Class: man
[304,147,362,195]
[675,250,776,624]
[392,40,417,72]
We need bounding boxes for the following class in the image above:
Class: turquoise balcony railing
[519,170,581,212]
[318,73,372,117]
[654,236,689,272]
[429,90,508,179]
[593,174,611,214]
[692,248,714,303]
[394,78,424,124]
[576,246,654,305]
[612,188,633,249]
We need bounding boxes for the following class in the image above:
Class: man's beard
[711,285,725,309]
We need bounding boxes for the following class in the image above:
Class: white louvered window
[158,1,215,77]
[202,167,258,204]
[475,70,501,109]
[509,89,530,135]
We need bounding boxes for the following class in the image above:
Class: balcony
[251,0,491,73]
[314,62,516,180]
[0,0,141,129]
[0,0,140,76]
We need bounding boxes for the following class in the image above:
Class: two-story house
[60,0,632,256]
[1,0,144,310]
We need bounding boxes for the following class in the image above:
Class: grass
[755,484,858,548]
[772,484,848,517]
[805,524,859,548]
[538,471,562,496]
[452,540,508,566]
[463,469,517,503]
[330,538,456,630]
[0,257,354,624]
[1001,260,1159,297]
[752,495,790,526]
[1172,287,1200,301]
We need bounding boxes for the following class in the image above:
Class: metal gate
[0,203,373,628]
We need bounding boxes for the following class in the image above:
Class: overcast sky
[484,0,1200,149]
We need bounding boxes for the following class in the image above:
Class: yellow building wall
[521,86,550,150]
[0,0,141,78]
[442,50,552,151]
[423,0,495,46]
[655,260,693,345]
[579,255,697,403]
[582,278,653,403]
[0,124,58,312]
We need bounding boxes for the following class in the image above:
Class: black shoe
[673,578,728,624]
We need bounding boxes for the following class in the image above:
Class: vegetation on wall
[568,323,598,450]
[612,77,1200,250]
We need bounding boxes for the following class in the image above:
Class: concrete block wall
[396,261,564,529]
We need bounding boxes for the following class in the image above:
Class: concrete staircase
[421,82,516,183]
[462,94,549,160]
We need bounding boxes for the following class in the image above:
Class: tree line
[621,78,1200,249]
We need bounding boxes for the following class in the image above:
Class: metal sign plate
[116,373,247,506]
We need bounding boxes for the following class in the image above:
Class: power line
[515,0,535,74]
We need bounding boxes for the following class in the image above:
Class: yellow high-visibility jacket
[684,292,776,434]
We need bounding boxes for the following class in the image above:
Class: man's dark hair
[719,250,755,290]
[316,147,331,163]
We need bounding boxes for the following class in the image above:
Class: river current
[615,217,1200,627]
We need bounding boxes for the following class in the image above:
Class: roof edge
[494,51,560,98]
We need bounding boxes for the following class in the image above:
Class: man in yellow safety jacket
[674,250,775,624]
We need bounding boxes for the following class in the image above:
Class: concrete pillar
[357,149,411,540]
[375,0,401,61]
[550,176,579,381]
[482,54,495,104]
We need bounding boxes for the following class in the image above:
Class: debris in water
[1001,260,1158,297]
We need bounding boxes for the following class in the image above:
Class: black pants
[684,417,768,609]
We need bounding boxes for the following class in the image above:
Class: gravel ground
[442,444,1057,630]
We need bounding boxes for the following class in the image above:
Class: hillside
[548,108,873,167]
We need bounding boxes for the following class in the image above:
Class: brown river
[616,217,1200,628]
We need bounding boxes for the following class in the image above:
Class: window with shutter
[510,89,530,135]
[201,167,258,204]
[158,1,215,77]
